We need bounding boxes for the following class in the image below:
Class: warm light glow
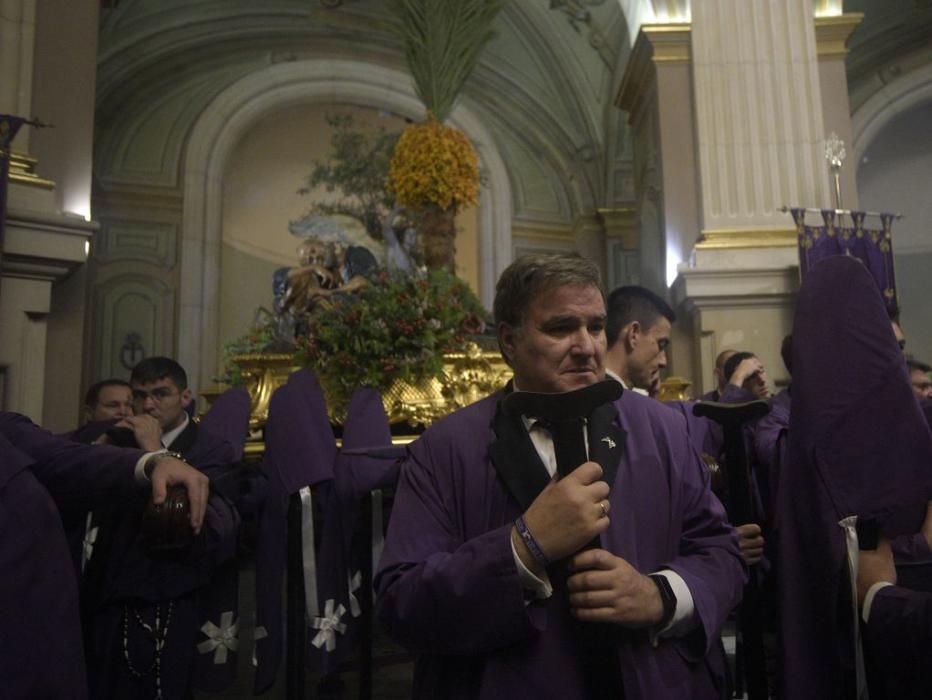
[813,0,842,17]
[84,240,90,257]
[647,0,691,24]
[651,9,691,23]
[665,243,682,287]
[64,192,92,222]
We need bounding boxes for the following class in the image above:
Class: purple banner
[792,207,898,315]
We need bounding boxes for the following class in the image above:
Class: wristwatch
[143,450,185,479]
[648,573,677,628]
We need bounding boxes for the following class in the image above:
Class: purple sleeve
[375,442,543,655]
[865,586,932,695]
[2,412,142,509]
[662,432,747,659]
[891,532,932,562]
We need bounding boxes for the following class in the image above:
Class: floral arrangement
[217,309,281,386]
[296,268,487,414]
[389,115,480,211]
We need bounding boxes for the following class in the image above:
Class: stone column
[616,2,861,395]
[616,23,701,381]
[814,13,863,209]
[0,0,99,425]
[0,0,36,153]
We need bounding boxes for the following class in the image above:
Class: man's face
[132,377,191,431]
[742,365,771,399]
[499,283,606,394]
[910,369,932,401]
[627,317,672,390]
[87,385,133,422]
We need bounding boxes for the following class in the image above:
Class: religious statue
[280,237,378,317]
[382,205,420,277]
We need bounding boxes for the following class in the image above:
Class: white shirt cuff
[650,569,697,643]
[134,449,167,484]
[510,536,552,600]
[862,581,894,624]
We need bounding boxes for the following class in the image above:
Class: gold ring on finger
[598,500,608,518]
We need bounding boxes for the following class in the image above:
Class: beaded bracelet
[514,515,550,568]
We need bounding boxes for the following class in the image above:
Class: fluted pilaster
[692,0,830,230]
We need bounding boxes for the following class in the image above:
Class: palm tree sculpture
[388,0,504,272]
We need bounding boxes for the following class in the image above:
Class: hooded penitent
[777,255,932,699]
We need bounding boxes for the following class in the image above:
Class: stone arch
[851,62,932,164]
[179,59,513,390]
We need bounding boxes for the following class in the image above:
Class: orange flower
[389,117,480,211]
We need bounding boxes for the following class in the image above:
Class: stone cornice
[616,24,691,117]
[814,13,863,59]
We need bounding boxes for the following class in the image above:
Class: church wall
[857,97,932,363]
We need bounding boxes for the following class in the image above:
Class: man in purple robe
[776,255,932,699]
[376,254,745,699]
[83,357,241,699]
[0,412,208,699]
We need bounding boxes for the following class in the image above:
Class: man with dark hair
[907,359,932,402]
[603,285,676,391]
[722,351,771,400]
[377,254,744,699]
[84,356,241,699]
[129,357,224,462]
[83,379,134,423]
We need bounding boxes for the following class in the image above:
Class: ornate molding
[7,151,55,190]
[695,227,797,250]
[598,207,638,248]
[814,13,863,59]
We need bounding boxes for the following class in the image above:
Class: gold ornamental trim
[814,13,863,58]
[658,376,692,402]
[7,150,54,189]
[221,342,513,432]
[642,24,692,63]
[695,228,797,250]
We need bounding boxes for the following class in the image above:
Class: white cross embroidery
[311,599,347,652]
[197,611,239,664]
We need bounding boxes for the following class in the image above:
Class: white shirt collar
[161,412,190,449]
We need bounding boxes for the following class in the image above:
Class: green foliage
[297,269,487,413]
[217,310,280,386]
[390,0,505,122]
[298,113,401,238]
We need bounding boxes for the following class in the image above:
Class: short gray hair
[493,254,603,331]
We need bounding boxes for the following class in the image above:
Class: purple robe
[376,389,744,699]
[776,255,932,699]
[751,386,790,521]
[253,376,337,693]
[199,386,252,462]
[0,412,147,699]
[84,420,241,699]
[311,387,403,672]
[864,586,932,698]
